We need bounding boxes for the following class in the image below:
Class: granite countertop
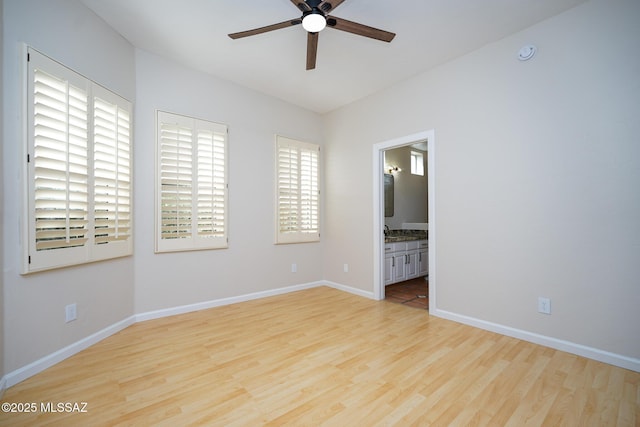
[384,229,427,243]
[384,236,422,243]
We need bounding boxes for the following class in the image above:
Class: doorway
[372,130,435,309]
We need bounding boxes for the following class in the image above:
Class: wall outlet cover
[537,297,551,315]
[65,303,77,322]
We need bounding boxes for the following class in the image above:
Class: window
[275,135,320,244]
[411,150,424,176]
[24,47,132,273]
[156,111,228,252]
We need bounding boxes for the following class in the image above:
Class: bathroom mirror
[384,173,394,217]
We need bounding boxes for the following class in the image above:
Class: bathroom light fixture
[388,166,401,173]
[302,10,327,33]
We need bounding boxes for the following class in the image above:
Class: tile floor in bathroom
[384,276,429,310]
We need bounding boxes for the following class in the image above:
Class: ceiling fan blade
[319,0,346,13]
[228,19,301,39]
[306,32,319,70]
[290,0,311,12]
[327,16,395,42]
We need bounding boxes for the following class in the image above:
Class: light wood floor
[1,286,638,426]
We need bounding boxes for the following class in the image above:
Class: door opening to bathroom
[372,130,435,310]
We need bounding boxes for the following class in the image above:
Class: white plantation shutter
[276,136,320,244]
[25,48,133,273]
[32,69,89,253]
[299,147,319,233]
[278,144,299,234]
[159,120,193,240]
[93,88,132,251]
[156,111,228,252]
[196,128,227,238]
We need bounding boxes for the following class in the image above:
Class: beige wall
[132,49,324,314]
[323,0,640,360]
[2,0,324,380]
[383,146,428,230]
[2,0,136,375]
[3,0,639,384]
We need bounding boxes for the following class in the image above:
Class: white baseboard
[6,283,637,390]
[4,315,136,388]
[134,281,374,324]
[324,281,376,300]
[430,308,640,373]
[0,375,7,398]
[135,281,324,322]
[4,282,327,388]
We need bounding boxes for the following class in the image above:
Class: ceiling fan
[228,0,396,70]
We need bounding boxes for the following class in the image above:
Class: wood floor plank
[0,286,638,426]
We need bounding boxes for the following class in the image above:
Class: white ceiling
[81,0,587,114]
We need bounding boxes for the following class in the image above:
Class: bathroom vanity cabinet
[384,239,428,286]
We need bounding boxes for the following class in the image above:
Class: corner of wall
[1,0,7,396]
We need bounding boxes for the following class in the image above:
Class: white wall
[2,0,136,373]
[133,50,324,313]
[323,0,640,361]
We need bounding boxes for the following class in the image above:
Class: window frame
[22,47,133,274]
[275,135,320,245]
[410,150,425,176]
[155,110,229,253]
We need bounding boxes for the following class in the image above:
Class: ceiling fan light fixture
[302,11,326,33]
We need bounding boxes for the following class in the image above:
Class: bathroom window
[411,150,424,176]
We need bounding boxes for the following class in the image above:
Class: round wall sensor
[517,45,537,61]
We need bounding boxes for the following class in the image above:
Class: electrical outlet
[65,303,77,323]
[537,297,551,315]
[343,263,349,273]
[291,263,297,273]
